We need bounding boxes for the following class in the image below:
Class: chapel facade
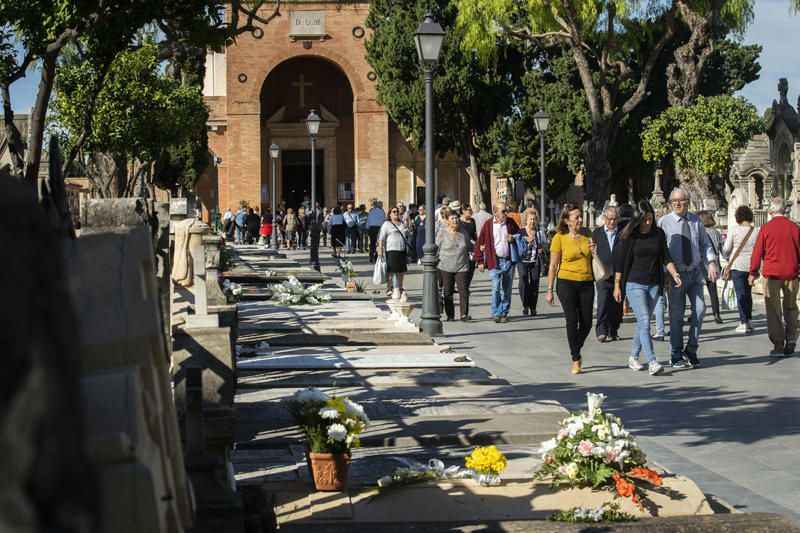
[196,1,469,219]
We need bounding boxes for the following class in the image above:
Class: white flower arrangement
[535,392,663,506]
[269,276,331,305]
[288,389,369,453]
[222,279,243,302]
[337,256,357,279]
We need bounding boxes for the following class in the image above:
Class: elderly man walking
[473,202,493,236]
[749,198,800,357]
[474,202,520,322]
[657,188,719,368]
[592,206,622,341]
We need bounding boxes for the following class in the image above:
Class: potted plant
[337,256,358,292]
[288,388,370,491]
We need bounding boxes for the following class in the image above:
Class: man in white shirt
[473,202,520,322]
[473,202,493,236]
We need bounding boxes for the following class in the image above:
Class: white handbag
[373,255,386,285]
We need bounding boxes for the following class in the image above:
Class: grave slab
[236,367,500,389]
[235,351,471,369]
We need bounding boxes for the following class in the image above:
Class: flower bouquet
[269,276,330,305]
[534,393,662,506]
[465,445,507,486]
[288,388,369,491]
[221,279,243,303]
[548,502,636,523]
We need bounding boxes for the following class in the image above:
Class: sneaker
[493,317,501,323]
[417,259,422,265]
[597,334,607,342]
[735,322,748,333]
[785,341,796,356]
[653,335,665,342]
[671,359,692,369]
[628,357,645,371]
[648,361,664,376]
[746,320,754,332]
[571,360,582,374]
[498,316,509,323]
[770,349,787,358]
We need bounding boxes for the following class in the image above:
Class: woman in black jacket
[613,200,682,376]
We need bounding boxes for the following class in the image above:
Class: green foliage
[50,41,209,191]
[641,95,763,177]
[365,0,518,200]
[700,39,762,96]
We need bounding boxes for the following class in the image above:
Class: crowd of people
[221,188,799,375]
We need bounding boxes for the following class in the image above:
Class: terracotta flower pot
[308,451,351,491]
[345,279,357,293]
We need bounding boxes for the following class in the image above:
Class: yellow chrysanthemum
[465,445,507,474]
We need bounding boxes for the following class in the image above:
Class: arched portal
[260,56,354,210]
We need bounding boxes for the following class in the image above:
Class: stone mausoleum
[196,1,469,219]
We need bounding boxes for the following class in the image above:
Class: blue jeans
[235,224,244,244]
[653,294,666,336]
[668,267,706,360]
[627,282,660,363]
[489,258,515,317]
[730,270,752,322]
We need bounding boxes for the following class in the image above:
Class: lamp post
[305,109,322,271]
[269,142,280,252]
[415,13,445,336]
[534,109,550,228]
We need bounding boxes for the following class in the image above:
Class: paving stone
[236,367,500,388]
[235,350,470,369]
[236,331,434,346]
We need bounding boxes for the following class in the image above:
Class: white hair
[669,187,691,203]
[479,202,486,210]
[603,206,619,216]
[768,197,786,214]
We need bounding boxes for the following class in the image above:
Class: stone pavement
[296,246,800,524]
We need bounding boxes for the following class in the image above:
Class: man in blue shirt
[343,203,358,254]
[234,207,247,245]
[367,200,386,263]
[657,187,718,368]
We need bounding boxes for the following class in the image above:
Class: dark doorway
[282,149,323,210]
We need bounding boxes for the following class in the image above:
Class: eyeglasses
[390,210,398,214]
[671,199,688,205]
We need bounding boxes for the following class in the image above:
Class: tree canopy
[365,0,519,205]
[641,94,763,202]
[50,41,208,196]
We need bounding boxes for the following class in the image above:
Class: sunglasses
[390,210,399,213]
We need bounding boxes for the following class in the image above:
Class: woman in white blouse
[722,205,759,333]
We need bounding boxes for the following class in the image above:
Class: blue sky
[7,3,800,115]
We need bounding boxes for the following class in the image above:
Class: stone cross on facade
[291,73,312,107]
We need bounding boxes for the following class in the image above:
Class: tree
[0,0,281,194]
[365,0,519,206]
[640,94,762,204]
[665,0,753,107]
[455,0,679,204]
[50,42,208,197]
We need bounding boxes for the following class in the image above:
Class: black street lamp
[415,13,445,337]
[534,109,550,228]
[305,109,322,271]
[269,142,280,253]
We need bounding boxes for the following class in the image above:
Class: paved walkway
[291,244,800,523]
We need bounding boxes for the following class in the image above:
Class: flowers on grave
[337,256,357,279]
[288,388,369,453]
[370,458,473,500]
[534,392,663,506]
[221,279,243,302]
[465,445,507,476]
[548,502,636,523]
[269,276,330,305]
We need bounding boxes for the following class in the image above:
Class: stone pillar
[792,143,800,220]
[651,166,665,209]
[186,224,220,329]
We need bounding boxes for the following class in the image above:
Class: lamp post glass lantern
[534,109,549,229]
[415,13,444,336]
[305,109,321,271]
[269,143,280,252]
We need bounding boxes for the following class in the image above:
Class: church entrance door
[282,149,324,210]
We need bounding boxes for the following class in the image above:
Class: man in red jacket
[749,197,800,356]
[474,202,520,322]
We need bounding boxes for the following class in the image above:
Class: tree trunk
[1,83,26,177]
[667,0,723,108]
[26,52,58,190]
[461,134,491,208]
[583,118,620,205]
